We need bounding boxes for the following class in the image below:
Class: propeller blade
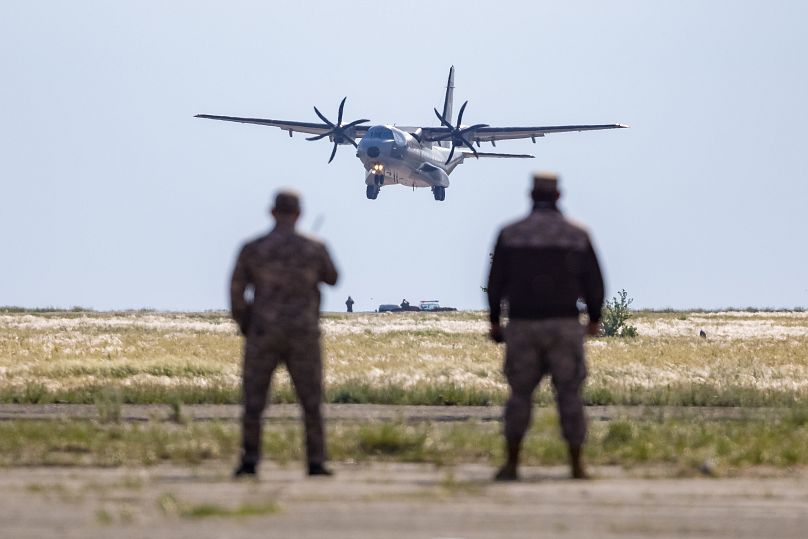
[456,100,468,128]
[433,108,454,130]
[327,142,339,163]
[342,118,370,129]
[313,106,334,127]
[445,144,456,165]
[460,136,479,158]
[342,134,358,148]
[337,97,347,126]
[306,131,332,141]
[459,123,489,135]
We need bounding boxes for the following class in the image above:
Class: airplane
[196,67,627,202]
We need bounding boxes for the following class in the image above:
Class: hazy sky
[2,1,806,312]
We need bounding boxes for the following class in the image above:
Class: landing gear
[432,186,446,201]
[366,184,380,200]
[373,174,384,187]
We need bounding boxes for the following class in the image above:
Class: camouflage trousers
[503,318,588,447]
[241,326,325,466]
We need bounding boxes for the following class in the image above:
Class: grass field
[3,409,808,472]
[2,309,807,407]
[2,309,808,474]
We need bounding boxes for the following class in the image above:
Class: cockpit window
[367,126,394,139]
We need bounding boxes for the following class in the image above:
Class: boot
[494,463,518,481]
[233,460,257,478]
[494,438,521,481]
[308,462,334,476]
[570,445,589,480]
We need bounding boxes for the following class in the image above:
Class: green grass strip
[2,410,808,471]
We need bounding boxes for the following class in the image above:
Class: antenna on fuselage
[439,66,455,148]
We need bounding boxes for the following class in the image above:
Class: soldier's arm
[487,232,507,326]
[230,245,252,333]
[319,244,338,286]
[581,237,605,325]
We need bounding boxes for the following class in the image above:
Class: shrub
[601,289,638,337]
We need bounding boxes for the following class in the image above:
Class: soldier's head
[531,171,560,203]
[270,189,301,225]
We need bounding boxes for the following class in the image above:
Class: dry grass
[1,310,807,406]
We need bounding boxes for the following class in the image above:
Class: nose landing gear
[366,184,380,200]
[432,186,446,201]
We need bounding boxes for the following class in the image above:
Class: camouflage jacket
[487,204,604,325]
[230,224,338,333]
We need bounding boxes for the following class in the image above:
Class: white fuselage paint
[355,125,462,190]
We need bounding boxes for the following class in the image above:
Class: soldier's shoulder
[562,216,592,238]
[293,231,327,250]
[239,232,272,253]
[499,214,533,235]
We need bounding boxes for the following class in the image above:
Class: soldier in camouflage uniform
[231,190,338,477]
[487,172,604,481]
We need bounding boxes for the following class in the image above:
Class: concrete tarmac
[1,463,806,538]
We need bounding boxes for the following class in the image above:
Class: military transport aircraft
[196,67,627,201]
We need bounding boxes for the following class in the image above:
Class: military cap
[532,172,559,195]
[272,190,301,214]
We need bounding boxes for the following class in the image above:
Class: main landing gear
[432,186,446,201]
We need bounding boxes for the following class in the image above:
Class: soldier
[487,172,604,481]
[345,296,354,313]
[231,190,338,477]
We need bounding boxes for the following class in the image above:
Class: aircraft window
[368,126,394,139]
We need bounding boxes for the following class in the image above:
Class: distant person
[401,299,410,309]
[230,190,338,477]
[487,172,604,481]
[346,296,354,313]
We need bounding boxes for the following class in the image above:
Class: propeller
[306,97,369,163]
[432,101,488,164]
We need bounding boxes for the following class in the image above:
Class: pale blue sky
[1,1,806,312]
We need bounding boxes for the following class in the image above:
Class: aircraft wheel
[433,186,445,201]
[366,185,379,200]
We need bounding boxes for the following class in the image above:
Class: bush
[601,289,638,337]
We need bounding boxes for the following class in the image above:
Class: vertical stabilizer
[439,66,455,148]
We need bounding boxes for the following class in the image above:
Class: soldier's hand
[238,310,252,336]
[489,323,504,343]
[586,321,601,337]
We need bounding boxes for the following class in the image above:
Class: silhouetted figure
[230,190,338,478]
[400,299,410,309]
[699,329,707,338]
[346,296,354,313]
[487,172,604,481]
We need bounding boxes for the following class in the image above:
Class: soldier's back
[500,208,590,251]
[496,208,596,320]
[241,228,332,331]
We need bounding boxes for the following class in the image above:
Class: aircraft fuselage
[356,125,456,191]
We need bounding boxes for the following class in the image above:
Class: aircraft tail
[439,66,454,148]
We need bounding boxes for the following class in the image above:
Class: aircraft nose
[366,146,380,158]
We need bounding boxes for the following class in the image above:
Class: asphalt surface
[2,463,806,539]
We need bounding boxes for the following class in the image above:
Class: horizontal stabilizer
[463,152,534,159]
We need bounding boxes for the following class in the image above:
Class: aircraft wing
[462,151,534,159]
[194,114,370,138]
[420,123,628,143]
